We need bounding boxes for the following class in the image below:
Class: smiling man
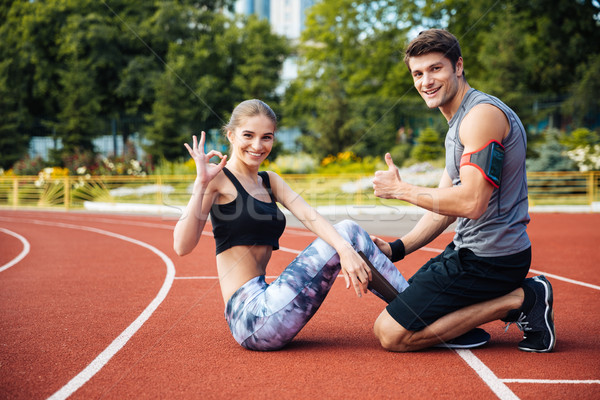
[370,29,556,353]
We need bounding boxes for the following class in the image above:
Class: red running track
[1,209,599,399]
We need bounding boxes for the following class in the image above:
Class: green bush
[410,127,444,162]
[389,143,412,166]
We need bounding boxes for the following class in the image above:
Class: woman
[173,99,409,351]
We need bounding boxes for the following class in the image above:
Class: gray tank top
[445,88,530,257]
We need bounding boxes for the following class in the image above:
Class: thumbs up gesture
[373,153,403,199]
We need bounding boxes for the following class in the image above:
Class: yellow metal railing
[1,171,599,211]
[527,171,599,206]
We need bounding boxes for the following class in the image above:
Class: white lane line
[173,247,303,280]
[8,213,316,237]
[7,215,596,396]
[501,379,600,384]
[0,218,176,400]
[283,228,318,237]
[421,244,600,396]
[420,247,600,292]
[175,276,344,280]
[528,268,600,291]
[421,246,445,253]
[279,246,301,254]
[0,228,30,273]
[457,350,519,400]
[174,276,218,280]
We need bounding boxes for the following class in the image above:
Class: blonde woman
[173,99,409,351]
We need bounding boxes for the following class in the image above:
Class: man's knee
[373,310,413,352]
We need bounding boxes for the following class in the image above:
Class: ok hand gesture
[184,132,227,187]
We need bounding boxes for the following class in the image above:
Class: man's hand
[370,235,392,259]
[373,153,403,199]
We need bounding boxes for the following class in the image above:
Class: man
[370,29,555,353]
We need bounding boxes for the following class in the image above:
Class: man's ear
[455,57,464,77]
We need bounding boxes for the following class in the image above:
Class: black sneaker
[434,328,491,349]
[506,275,556,353]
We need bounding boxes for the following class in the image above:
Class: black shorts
[386,243,531,331]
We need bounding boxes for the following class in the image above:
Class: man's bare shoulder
[459,103,509,147]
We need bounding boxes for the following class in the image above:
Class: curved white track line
[0,228,31,273]
[49,227,175,400]
[0,218,175,400]
[4,214,597,399]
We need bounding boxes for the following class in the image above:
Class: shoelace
[504,312,530,332]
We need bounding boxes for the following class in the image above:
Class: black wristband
[388,239,406,262]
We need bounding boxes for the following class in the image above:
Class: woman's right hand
[184,132,227,186]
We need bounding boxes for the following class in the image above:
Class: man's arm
[373,104,508,220]
[401,169,456,255]
[371,170,456,258]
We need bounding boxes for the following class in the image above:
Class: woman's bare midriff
[216,245,273,303]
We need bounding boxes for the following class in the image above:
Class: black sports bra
[210,167,286,255]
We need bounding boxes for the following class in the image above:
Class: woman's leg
[332,220,409,296]
[225,220,408,351]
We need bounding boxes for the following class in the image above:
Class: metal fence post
[156,175,163,206]
[591,171,598,205]
[12,177,19,208]
[64,177,71,210]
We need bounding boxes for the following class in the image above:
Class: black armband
[460,140,505,188]
[388,239,406,262]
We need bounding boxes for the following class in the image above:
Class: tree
[422,0,600,128]
[0,0,261,167]
[146,12,289,161]
[0,0,132,162]
[233,15,290,102]
[0,0,65,168]
[0,58,27,169]
[410,127,444,162]
[282,0,425,159]
[54,4,123,153]
[565,54,600,127]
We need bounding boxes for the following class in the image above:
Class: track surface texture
[1,209,599,399]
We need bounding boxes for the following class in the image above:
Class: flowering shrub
[184,157,197,174]
[60,149,97,175]
[10,149,152,177]
[34,167,70,187]
[265,153,317,174]
[566,145,600,172]
[95,156,149,176]
[30,167,70,206]
[10,156,47,176]
[38,167,69,181]
[318,151,382,174]
[320,151,359,168]
[153,158,196,175]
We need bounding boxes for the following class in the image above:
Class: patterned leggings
[224,220,409,351]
